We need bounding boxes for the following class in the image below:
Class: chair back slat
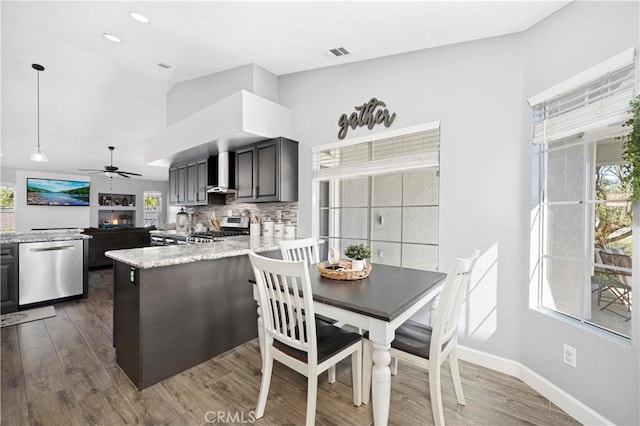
[249,252,318,361]
[600,251,632,287]
[430,250,479,360]
[280,238,320,265]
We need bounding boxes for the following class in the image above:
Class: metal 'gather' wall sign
[337,97,396,140]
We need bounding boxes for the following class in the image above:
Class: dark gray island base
[109,238,281,390]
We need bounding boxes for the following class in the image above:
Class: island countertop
[0,229,92,244]
[105,235,282,269]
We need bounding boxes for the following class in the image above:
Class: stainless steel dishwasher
[19,239,84,305]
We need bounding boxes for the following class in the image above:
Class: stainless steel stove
[150,216,251,246]
[186,216,250,243]
[186,229,249,243]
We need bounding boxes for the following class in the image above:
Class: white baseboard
[457,345,612,425]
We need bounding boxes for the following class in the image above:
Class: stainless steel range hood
[144,90,292,167]
[207,151,234,193]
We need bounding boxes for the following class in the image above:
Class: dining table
[252,262,447,426]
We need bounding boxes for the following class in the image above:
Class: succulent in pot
[344,243,371,271]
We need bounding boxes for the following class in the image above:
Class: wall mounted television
[26,178,90,206]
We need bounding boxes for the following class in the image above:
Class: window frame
[312,122,441,269]
[529,48,636,340]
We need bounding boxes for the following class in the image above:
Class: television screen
[26,178,90,206]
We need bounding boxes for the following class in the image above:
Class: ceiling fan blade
[82,147,143,178]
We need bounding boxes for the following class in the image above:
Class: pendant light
[30,63,48,162]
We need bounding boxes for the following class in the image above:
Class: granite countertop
[105,235,282,269]
[0,229,92,244]
[149,229,185,237]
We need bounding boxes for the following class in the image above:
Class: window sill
[532,306,631,347]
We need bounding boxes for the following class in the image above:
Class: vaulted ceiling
[1,1,569,181]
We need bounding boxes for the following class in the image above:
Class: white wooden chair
[362,250,479,426]
[280,237,320,264]
[280,238,341,383]
[248,252,363,425]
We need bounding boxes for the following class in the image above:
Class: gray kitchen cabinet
[170,157,209,206]
[196,159,208,203]
[236,146,255,200]
[186,162,197,204]
[168,167,178,204]
[176,165,187,204]
[235,137,298,203]
[1,244,18,313]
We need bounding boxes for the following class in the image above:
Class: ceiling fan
[79,146,142,178]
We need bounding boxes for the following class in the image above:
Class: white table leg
[371,342,391,425]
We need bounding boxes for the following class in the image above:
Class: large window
[530,49,635,338]
[143,191,162,227]
[539,133,632,337]
[314,123,440,271]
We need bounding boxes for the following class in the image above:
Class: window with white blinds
[529,48,636,338]
[313,124,440,180]
[528,48,636,144]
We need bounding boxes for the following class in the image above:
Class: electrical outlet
[563,344,576,368]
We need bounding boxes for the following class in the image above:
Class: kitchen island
[105,236,282,390]
[0,230,90,313]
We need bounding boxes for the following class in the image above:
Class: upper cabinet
[168,164,187,205]
[235,137,298,203]
[169,156,220,206]
[185,158,208,204]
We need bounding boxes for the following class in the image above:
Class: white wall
[0,167,17,184]
[89,175,167,227]
[522,2,639,425]
[15,170,90,231]
[278,2,638,424]
[280,33,526,361]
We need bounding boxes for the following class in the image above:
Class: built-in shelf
[98,193,136,207]
[97,206,136,211]
[98,193,136,226]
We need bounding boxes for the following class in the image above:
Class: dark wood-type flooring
[1,268,580,425]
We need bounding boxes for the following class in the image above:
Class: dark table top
[251,263,447,322]
[308,263,446,321]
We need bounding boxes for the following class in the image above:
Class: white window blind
[528,49,636,144]
[313,127,440,181]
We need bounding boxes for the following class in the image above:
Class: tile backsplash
[167,199,298,231]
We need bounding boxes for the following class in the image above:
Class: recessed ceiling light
[103,33,121,43]
[129,12,149,24]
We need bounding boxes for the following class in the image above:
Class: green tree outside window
[0,189,14,208]
[144,195,159,207]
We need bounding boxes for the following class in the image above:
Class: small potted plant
[119,213,131,225]
[344,243,371,271]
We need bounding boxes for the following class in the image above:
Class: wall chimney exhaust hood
[207,151,234,193]
[144,90,292,166]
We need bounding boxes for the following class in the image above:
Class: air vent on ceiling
[329,47,350,57]
[158,63,171,69]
